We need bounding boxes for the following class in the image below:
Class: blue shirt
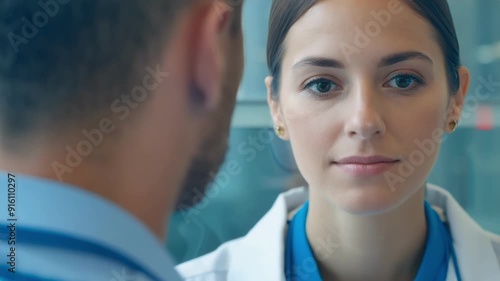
[0,172,183,281]
[285,200,460,281]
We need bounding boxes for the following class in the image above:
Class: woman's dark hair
[266,0,461,99]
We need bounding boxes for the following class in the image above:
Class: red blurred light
[476,105,494,131]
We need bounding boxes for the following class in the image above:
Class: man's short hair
[0,0,191,141]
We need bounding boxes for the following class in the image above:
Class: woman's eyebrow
[291,51,433,72]
[292,57,345,72]
[378,51,433,67]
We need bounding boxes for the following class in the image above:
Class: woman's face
[267,0,468,214]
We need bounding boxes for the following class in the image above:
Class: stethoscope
[447,223,463,281]
[0,225,163,281]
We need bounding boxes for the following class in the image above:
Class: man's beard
[175,138,228,211]
[175,68,239,211]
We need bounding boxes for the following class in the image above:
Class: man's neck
[0,149,173,241]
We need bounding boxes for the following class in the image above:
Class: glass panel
[237,0,272,101]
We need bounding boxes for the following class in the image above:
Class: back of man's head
[0,0,235,238]
[0,0,190,145]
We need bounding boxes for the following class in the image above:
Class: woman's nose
[344,88,386,140]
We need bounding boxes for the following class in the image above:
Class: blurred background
[168,0,500,263]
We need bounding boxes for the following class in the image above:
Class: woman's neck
[307,186,427,281]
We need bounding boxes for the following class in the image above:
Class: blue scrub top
[0,172,183,281]
[285,200,461,281]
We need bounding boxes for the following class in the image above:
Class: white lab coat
[177,184,500,281]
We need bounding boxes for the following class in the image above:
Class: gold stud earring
[449,120,459,132]
[275,126,285,137]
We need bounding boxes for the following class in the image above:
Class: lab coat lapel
[427,184,500,281]
[228,185,500,281]
[229,188,308,281]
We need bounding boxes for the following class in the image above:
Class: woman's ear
[447,67,470,132]
[265,76,289,140]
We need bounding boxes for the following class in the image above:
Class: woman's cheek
[285,106,336,185]
[402,97,447,156]
[391,97,447,190]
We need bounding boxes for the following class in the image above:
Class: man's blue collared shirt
[0,172,183,281]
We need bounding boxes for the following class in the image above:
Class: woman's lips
[332,156,400,176]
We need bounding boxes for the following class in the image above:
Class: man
[0,0,244,280]
[176,0,244,210]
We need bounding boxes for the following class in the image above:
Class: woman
[177,0,500,280]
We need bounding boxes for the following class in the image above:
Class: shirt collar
[1,172,182,281]
[284,200,452,281]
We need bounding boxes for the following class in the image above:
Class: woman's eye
[304,78,339,95]
[385,74,424,90]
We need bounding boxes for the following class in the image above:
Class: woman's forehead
[282,0,442,68]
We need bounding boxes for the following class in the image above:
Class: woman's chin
[327,184,407,216]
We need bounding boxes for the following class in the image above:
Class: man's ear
[187,1,233,112]
[447,67,470,132]
[265,76,289,140]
